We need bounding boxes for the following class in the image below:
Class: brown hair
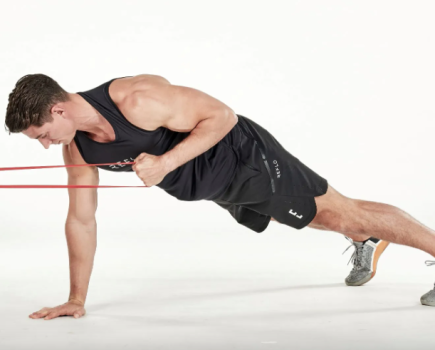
[4,74,70,134]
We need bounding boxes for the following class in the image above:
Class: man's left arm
[126,83,238,186]
[162,107,238,172]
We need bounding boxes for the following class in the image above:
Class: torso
[69,74,240,201]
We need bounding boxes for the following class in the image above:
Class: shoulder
[63,139,98,177]
[109,74,170,106]
[63,139,87,165]
[108,74,172,130]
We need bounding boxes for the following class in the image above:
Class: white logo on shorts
[289,209,303,219]
[273,160,281,178]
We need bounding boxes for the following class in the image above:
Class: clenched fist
[132,152,171,187]
[29,300,86,320]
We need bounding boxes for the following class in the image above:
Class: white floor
[2,221,435,350]
[2,277,434,350]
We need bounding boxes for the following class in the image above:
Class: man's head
[5,74,77,148]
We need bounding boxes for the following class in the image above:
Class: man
[4,74,435,321]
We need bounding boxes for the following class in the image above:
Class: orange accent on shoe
[370,240,390,278]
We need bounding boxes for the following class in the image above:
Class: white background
[1,1,435,349]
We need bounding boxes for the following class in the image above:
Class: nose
[39,139,52,149]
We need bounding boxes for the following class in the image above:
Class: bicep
[63,141,99,224]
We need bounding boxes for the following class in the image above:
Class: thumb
[135,153,147,161]
[73,309,85,318]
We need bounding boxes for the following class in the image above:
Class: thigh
[237,115,329,198]
[250,193,322,230]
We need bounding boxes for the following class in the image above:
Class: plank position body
[4,74,435,320]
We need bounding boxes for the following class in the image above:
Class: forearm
[65,219,97,305]
[162,110,238,172]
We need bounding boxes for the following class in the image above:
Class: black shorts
[212,115,328,233]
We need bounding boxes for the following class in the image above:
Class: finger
[30,309,50,318]
[44,312,59,320]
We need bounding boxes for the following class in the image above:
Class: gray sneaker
[420,261,435,306]
[343,236,390,286]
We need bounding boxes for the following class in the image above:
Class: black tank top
[74,77,243,201]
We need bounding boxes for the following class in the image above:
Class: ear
[50,103,65,118]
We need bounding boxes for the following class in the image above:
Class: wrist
[161,153,176,173]
[68,297,85,306]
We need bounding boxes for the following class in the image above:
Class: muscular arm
[122,79,238,172]
[162,105,238,172]
[63,141,99,305]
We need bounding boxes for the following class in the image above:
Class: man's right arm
[29,140,99,320]
[63,140,99,306]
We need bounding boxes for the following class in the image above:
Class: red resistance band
[0,162,147,188]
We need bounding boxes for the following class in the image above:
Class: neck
[69,93,112,137]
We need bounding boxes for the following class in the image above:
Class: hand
[132,152,171,187]
[29,300,86,320]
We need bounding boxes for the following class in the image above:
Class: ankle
[345,234,371,242]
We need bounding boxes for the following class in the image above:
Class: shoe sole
[421,300,435,307]
[345,240,390,287]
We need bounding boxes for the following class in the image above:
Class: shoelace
[342,237,365,268]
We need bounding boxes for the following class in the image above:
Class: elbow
[225,109,238,128]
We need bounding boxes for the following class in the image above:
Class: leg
[308,183,435,305]
[310,183,435,257]
[309,219,372,243]
[271,188,388,286]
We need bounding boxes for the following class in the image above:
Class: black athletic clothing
[75,77,238,201]
[74,76,328,232]
[212,116,328,232]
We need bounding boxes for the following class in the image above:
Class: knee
[309,184,349,232]
[312,209,343,232]
[311,185,367,234]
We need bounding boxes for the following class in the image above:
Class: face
[22,107,76,149]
